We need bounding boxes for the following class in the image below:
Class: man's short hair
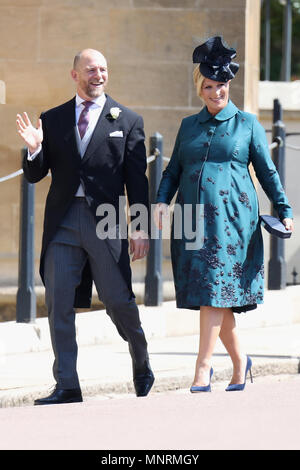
[73,52,82,70]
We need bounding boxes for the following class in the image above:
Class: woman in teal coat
[155,37,294,392]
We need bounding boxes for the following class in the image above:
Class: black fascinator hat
[193,36,239,82]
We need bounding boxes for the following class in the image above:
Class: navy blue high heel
[225,356,253,391]
[190,367,213,393]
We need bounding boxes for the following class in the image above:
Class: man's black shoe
[34,387,83,405]
[134,370,155,397]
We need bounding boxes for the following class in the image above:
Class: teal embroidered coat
[156,101,293,312]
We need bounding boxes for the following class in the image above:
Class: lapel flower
[110,107,122,120]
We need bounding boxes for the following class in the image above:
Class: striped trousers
[44,198,149,389]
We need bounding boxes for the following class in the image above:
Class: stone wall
[0,0,261,287]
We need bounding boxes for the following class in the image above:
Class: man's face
[71,50,108,100]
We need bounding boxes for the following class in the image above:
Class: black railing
[144,133,163,306]
[16,150,36,322]
[268,99,288,289]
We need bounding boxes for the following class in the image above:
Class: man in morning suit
[16,49,154,405]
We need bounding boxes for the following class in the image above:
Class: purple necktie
[78,101,93,139]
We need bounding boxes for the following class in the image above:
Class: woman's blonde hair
[193,66,206,100]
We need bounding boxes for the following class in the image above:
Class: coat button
[207,129,214,136]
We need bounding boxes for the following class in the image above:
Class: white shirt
[75,93,106,139]
[27,93,107,196]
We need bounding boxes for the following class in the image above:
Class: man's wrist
[28,144,41,155]
[27,144,42,161]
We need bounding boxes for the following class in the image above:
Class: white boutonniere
[110,107,122,120]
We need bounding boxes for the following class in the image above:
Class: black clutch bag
[259,214,292,239]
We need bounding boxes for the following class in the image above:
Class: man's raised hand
[16,112,43,154]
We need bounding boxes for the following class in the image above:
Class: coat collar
[60,97,82,165]
[197,100,239,123]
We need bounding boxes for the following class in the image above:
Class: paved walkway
[1,288,300,408]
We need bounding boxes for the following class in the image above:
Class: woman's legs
[219,309,247,385]
[192,306,246,387]
[192,306,226,387]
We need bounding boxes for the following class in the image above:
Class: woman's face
[200,78,230,116]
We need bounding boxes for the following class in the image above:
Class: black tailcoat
[23,95,149,307]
